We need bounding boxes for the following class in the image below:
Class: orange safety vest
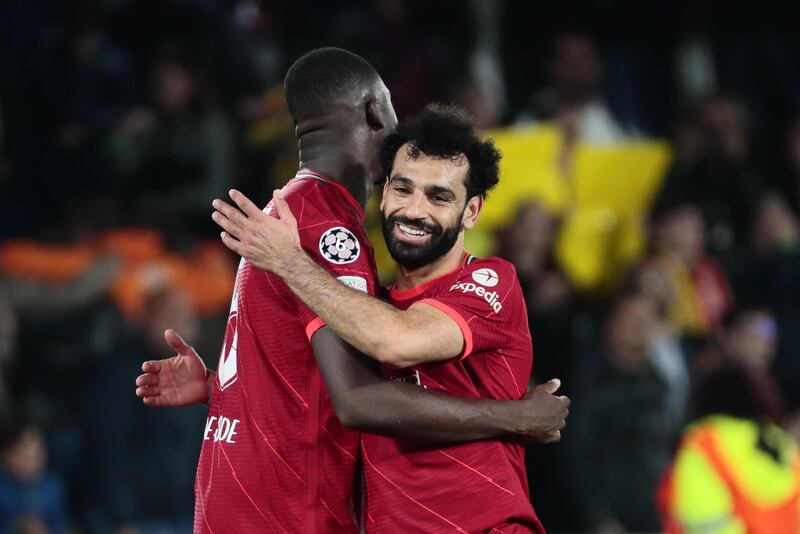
[658,427,800,534]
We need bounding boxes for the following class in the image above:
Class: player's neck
[394,236,467,291]
[297,126,371,208]
[299,156,370,208]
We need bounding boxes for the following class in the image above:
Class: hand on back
[212,189,301,277]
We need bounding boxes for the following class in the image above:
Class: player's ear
[461,195,483,230]
[365,97,385,131]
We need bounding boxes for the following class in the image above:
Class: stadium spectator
[655,94,763,258]
[636,201,733,346]
[568,292,686,532]
[74,287,210,533]
[496,201,579,531]
[658,365,799,534]
[29,0,135,209]
[0,418,66,533]
[731,194,800,407]
[515,32,635,143]
[496,201,574,385]
[115,48,234,232]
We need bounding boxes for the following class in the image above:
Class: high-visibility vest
[658,415,800,534]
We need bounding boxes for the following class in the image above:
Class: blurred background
[1,0,799,532]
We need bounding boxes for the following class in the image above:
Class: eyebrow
[389,175,457,199]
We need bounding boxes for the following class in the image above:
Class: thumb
[274,190,297,227]
[164,329,190,354]
[541,378,561,395]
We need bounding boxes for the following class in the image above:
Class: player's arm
[310,325,568,443]
[213,190,462,368]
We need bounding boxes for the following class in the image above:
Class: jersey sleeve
[276,186,378,340]
[416,259,529,359]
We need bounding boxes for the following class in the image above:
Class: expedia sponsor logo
[449,281,503,313]
[472,267,499,287]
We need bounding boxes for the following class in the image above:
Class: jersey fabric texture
[194,170,378,533]
[362,254,544,534]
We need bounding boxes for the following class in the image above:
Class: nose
[403,191,427,220]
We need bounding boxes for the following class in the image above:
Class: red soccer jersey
[362,254,544,534]
[194,170,378,533]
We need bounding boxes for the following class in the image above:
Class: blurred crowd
[1,0,800,532]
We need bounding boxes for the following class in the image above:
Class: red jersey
[194,170,378,533]
[362,254,544,534]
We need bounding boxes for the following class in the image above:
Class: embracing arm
[291,253,460,367]
[212,190,462,368]
[311,325,567,443]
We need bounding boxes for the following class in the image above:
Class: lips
[394,222,431,243]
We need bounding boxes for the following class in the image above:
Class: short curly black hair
[380,104,501,200]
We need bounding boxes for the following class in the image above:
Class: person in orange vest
[657,364,800,534]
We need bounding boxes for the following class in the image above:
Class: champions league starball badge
[319,227,361,264]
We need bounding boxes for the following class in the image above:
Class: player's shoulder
[281,176,329,207]
[459,255,519,288]
[283,177,362,222]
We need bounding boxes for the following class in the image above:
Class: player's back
[195,172,377,533]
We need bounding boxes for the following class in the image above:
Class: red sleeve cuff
[305,317,327,341]
[418,298,474,359]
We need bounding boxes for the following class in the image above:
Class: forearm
[312,327,520,443]
[341,381,522,443]
[286,253,405,362]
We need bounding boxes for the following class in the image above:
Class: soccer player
[136,50,567,533]
[212,105,562,532]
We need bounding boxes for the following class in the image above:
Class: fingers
[229,189,263,219]
[220,231,246,256]
[211,200,246,238]
[135,385,160,398]
[272,190,297,227]
[541,378,561,395]
[135,373,159,387]
[141,360,161,373]
[163,329,190,354]
[142,395,168,407]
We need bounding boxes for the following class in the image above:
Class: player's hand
[135,329,212,407]
[212,189,301,277]
[515,378,570,443]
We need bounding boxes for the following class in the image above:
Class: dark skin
[137,77,568,444]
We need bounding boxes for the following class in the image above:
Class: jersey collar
[292,168,365,219]
[389,252,470,301]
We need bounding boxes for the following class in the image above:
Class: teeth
[398,224,427,237]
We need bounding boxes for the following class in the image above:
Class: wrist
[272,243,306,278]
[281,249,313,284]
[488,400,524,437]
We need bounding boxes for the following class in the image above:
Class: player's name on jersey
[204,415,241,444]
